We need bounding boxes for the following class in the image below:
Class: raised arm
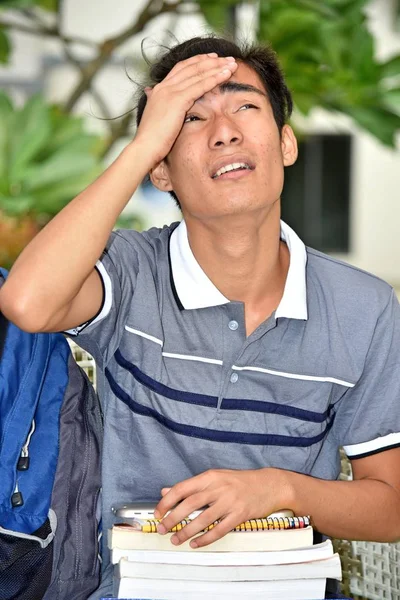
[0,54,238,333]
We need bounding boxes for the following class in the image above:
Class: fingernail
[154,510,160,519]
[190,540,198,548]
[157,524,167,535]
[207,52,218,57]
[225,56,236,61]
[171,535,179,545]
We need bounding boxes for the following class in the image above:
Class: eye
[183,114,201,123]
[238,103,258,111]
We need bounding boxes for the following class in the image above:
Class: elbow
[386,522,400,543]
[0,286,48,333]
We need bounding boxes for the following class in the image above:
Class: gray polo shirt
[68,219,400,597]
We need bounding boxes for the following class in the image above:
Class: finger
[172,62,238,106]
[163,52,220,82]
[165,56,236,87]
[168,506,220,545]
[188,516,236,548]
[155,475,204,518]
[158,492,209,533]
[161,487,171,496]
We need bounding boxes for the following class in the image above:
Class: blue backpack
[0,268,103,600]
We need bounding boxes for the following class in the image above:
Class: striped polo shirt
[68,219,400,597]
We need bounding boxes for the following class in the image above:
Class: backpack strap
[0,311,7,361]
[0,270,9,360]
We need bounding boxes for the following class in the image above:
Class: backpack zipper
[11,419,36,507]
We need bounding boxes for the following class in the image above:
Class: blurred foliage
[0,92,104,267]
[199,0,400,146]
[0,92,104,219]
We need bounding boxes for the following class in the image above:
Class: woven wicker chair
[68,339,400,600]
[332,453,400,600]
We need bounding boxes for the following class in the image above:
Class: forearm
[273,467,400,542]
[0,140,152,326]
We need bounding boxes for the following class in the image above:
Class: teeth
[214,162,250,178]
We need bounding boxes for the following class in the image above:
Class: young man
[1,36,400,596]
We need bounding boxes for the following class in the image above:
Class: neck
[184,205,290,333]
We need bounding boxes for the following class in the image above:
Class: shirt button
[230,372,239,383]
[228,320,239,331]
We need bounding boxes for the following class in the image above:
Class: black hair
[136,35,293,208]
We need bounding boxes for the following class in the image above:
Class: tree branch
[63,0,183,113]
[0,17,97,48]
[20,7,49,27]
[63,44,114,129]
[100,110,135,159]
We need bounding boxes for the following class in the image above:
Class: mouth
[211,161,255,180]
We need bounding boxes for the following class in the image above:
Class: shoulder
[105,222,179,263]
[306,246,395,316]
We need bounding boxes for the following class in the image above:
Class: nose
[209,115,243,148]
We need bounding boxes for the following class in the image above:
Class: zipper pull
[11,480,24,507]
[17,420,35,471]
[17,455,30,470]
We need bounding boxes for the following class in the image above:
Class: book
[113,576,329,599]
[115,552,342,581]
[111,539,334,566]
[120,509,305,533]
[108,523,314,553]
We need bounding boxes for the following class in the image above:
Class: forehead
[195,61,267,103]
[228,61,265,89]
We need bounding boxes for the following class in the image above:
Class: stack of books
[107,510,342,600]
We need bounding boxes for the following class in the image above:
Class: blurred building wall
[0,0,399,286]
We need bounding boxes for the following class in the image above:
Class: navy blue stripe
[106,368,335,447]
[115,350,331,423]
[221,398,331,423]
[115,349,218,408]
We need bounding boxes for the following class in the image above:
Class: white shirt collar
[169,219,308,320]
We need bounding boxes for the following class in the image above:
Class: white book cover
[115,552,342,582]
[108,524,313,553]
[114,576,328,600]
[111,539,333,566]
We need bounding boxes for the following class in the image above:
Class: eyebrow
[195,81,268,103]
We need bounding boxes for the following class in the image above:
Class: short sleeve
[64,231,138,369]
[330,288,400,459]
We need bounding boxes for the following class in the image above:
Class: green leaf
[30,167,102,214]
[349,26,377,82]
[0,0,36,8]
[0,92,13,180]
[0,195,36,216]
[47,110,85,149]
[23,148,97,191]
[9,95,51,182]
[345,105,400,147]
[382,88,400,114]
[294,93,317,115]
[35,0,58,10]
[197,2,229,31]
[295,0,339,19]
[0,29,11,64]
[380,55,400,79]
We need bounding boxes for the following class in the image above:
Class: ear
[149,160,173,192]
[281,124,298,167]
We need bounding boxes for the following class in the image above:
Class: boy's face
[151,61,297,220]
